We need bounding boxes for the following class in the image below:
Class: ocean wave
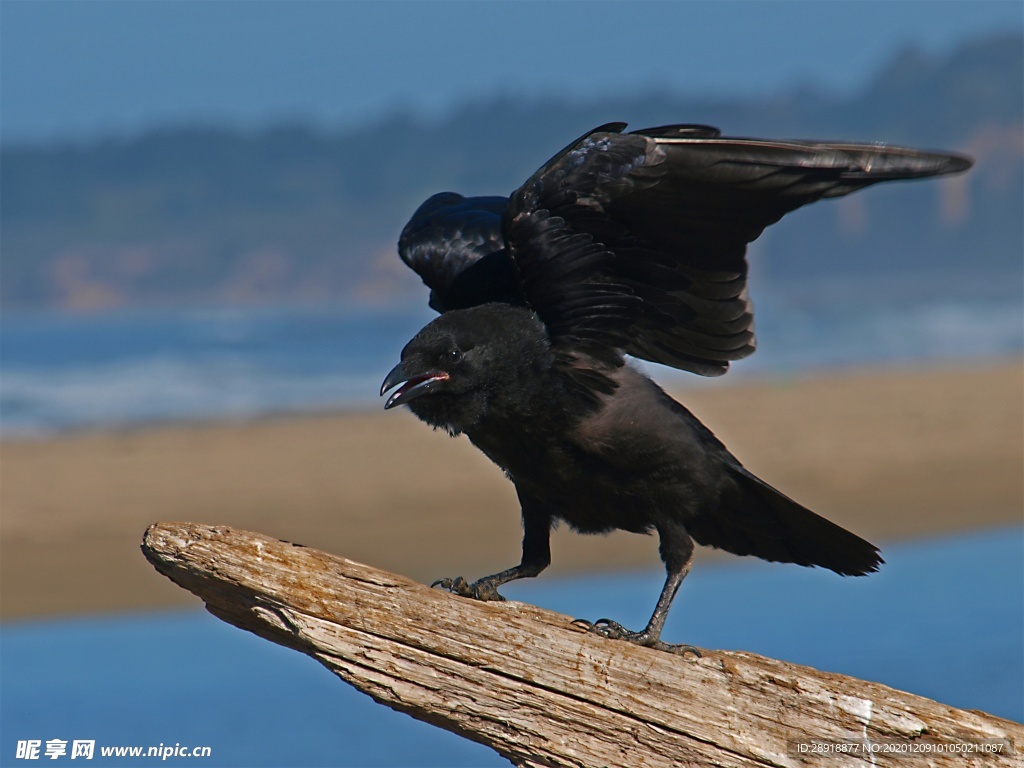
[0,356,383,437]
[1,293,1020,436]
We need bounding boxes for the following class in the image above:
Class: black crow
[380,123,972,654]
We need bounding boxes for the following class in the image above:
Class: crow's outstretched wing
[398,123,972,382]
[502,123,971,379]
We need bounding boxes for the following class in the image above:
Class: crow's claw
[431,576,506,602]
[591,618,635,640]
[667,644,703,658]
[431,576,465,592]
[572,617,702,659]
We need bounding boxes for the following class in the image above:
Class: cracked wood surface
[141,522,1021,768]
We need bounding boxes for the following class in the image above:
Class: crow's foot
[571,618,701,658]
[431,576,506,602]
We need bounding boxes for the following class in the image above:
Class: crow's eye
[447,347,463,365]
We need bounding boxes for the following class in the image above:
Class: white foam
[0,356,381,436]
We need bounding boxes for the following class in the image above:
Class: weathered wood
[142,522,1021,768]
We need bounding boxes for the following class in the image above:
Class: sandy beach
[2,359,1021,621]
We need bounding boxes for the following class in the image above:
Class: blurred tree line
[1,35,1020,311]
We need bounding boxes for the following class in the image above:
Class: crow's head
[381,303,553,435]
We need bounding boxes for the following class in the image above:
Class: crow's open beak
[380,363,450,410]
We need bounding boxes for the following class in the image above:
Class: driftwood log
[142,522,1021,768]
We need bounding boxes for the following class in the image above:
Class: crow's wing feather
[398,193,514,312]
[501,124,972,378]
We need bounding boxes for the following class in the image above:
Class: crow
[380,123,972,654]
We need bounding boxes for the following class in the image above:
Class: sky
[2,0,1022,145]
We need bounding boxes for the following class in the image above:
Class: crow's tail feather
[689,467,883,576]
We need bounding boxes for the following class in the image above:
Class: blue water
[1,277,1021,437]
[2,527,1021,767]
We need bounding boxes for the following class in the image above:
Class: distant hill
[1,34,1020,312]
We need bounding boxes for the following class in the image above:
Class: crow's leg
[433,499,551,602]
[575,522,701,657]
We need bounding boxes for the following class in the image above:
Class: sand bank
[2,360,1020,620]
